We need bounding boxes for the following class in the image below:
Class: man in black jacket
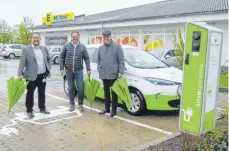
[59,31,91,112]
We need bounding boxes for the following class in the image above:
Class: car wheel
[125,89,146,116]
[54,57,59,64]
[8,53,15,59]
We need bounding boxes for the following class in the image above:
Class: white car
[0,44,26,59]
[148,48,180,68]
[49,47,62,64]
[63,45,183,116]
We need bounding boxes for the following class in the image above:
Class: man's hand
[87,71,91,77]
[60,70,64,76]
[118,73,123,78]
[18,75,23,79]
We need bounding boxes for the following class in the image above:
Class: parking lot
[0,58,227,151]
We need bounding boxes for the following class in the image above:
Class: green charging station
[179,22,223,135]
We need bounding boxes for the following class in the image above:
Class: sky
[0,0,164,26]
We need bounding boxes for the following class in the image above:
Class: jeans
[102,79,118,112]
[66,70,84,105]
[26,73,46,113]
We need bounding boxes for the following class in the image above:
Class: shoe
[78,105,84,112]
[40,109,50,114]
[99,109,110,115]
[27,112,35,118]
[69,105,75,112]
[110,111,116,117]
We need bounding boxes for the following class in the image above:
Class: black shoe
[110,112,116,117]
[40,109,50,114]
[99,109,110,115]
[27,112,35,118]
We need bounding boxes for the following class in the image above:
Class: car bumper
[144,93,180,111]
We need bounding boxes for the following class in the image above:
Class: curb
[126,131,181,151]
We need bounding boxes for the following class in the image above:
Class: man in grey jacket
[98,30,125,117]
[18,32,51,118]
[60,31,91,112]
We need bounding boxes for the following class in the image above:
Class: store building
[32,0,228,66]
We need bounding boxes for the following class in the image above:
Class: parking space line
[46,93,173,135]
[19,115,81,125]
[217,108,227,111]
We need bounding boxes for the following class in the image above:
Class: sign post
[179,22,223,135]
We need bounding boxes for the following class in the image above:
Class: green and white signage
[179,22,223,135]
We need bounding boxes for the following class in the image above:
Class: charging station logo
[182,107,193,122]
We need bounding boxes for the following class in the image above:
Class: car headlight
[177,84,182,97]
[144,77,180,86]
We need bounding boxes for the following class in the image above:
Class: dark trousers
[26,74,46,113]
[103,79,118,112]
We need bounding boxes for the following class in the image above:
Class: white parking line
[0,106,83,136]
[46,93,173,135]
[217,108,227,111]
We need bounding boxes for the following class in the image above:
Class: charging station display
[179,22,223,135]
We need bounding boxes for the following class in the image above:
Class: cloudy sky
[0,0,164,26]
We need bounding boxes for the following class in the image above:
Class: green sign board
[179,22,223,135]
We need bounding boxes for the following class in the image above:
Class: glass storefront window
[120,35,129,45]
[152,34,164,49]
[88,34,103,44]
[96,35,103,44]
[112,35,117,44]
[129,35,138,47]
[165,29,177,34]
[164,34,175,49]
[88,29,178,49]
[88,36,96,44]
[144,34,153,51]
[112,31,139,47]
[144,31,153,35]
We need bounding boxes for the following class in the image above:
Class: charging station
[179,22,223,135]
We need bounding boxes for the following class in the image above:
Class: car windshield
[123,48,168,69]
[148,49,166,58]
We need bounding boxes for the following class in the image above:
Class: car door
[54,48,60,58]
[50,48,58,61]
[10,45,21,56]
[18,45,25,56]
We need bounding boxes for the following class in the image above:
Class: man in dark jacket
[97,30,125,117]
[59,31,91,112]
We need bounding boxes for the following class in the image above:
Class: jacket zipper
[72,46,76,72]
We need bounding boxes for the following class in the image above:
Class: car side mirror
[165,55,171,59]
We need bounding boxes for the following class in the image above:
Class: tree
[14,16,34,45]
[0,20,13,44]
[172,28,185,69]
